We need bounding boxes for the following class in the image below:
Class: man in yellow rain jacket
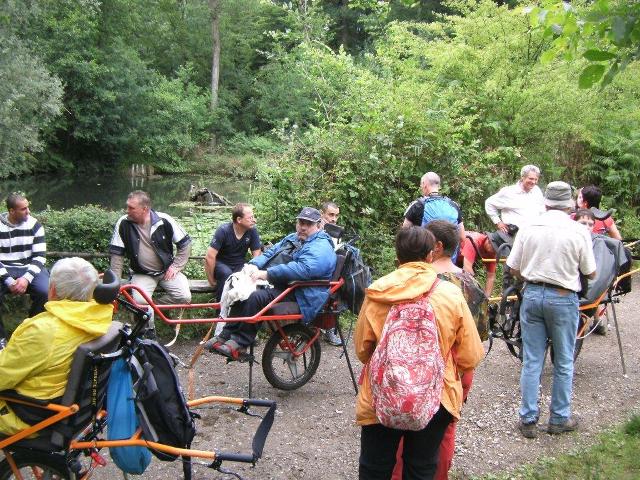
[0,257,114,436]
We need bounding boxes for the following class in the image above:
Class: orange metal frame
[118,278,345,329]
[0,394,261,478]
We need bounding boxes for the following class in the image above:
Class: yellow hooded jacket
[0,299,114,435]
[355,261,484,426]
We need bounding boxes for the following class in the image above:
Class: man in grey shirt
[507,181,596,439]
[109,191,192,334]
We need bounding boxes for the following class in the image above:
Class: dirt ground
[129,276,640,480]
[3,278,639,479]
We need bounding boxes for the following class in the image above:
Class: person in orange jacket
[355,226,484,479]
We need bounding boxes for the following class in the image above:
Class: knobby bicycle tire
[0,451,70,480]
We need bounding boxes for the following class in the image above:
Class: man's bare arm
[205,246,218,286]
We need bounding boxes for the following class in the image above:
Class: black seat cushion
[268,302,300,315]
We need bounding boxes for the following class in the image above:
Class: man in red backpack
[355,226,484,479]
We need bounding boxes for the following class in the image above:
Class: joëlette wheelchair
[485,240,638,373]
[0,270,277,480]
[118,251,360,398]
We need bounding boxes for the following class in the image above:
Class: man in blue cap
[207,207,337,359]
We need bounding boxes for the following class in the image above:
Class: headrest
[590,207,614,221]
[93,269,120,304]
[324,222,345,239]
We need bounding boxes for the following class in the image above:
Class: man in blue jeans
[506,181,596,438]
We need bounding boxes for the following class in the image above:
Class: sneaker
[203,334,229,353]
[0,337,6,351]
[518,420,538,439]
[213,339,248,361]
[323,328,343,347]
[547,417,579,435]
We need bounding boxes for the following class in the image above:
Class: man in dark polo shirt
[205,203,262,301]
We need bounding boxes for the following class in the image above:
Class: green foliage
[221,133,285,156]
[0,34,63,178]
[252,1,640,274]
[38,205,120,271]
[528,0,640,88]
[139,66,212,172]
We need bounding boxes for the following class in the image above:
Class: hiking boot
[0,337,6,351]
[323,328,343,347]
[518,420,538,439]
[547,417,579,435]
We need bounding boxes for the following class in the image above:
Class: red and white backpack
[368,280,445,431]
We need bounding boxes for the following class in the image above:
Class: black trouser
[221,287,296,347]
[359,405,453,480]
[0,267,49,338]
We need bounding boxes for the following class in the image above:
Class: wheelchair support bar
[214,452,255,463]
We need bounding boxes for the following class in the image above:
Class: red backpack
[368,280,445,431]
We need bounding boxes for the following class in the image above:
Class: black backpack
[129,339,196,461]
[337,243,372,315]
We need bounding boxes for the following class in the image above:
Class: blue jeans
[519,283,579,425]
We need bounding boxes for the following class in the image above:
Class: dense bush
[252,1,640,269]
[0,34,63,177]
[37,205,120,271]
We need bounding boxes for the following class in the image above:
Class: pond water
[0,171,252,217]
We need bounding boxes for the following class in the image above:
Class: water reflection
[1,172,250,216]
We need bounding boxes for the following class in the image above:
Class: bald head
[420,172,441,195]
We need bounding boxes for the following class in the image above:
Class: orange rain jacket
[355,261,484,426]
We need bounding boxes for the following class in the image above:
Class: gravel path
[3,278,639,479]
[137,276,639,479]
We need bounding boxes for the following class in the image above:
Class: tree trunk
[209,0,221,150]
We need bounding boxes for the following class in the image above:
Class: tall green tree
[0,34,63,177]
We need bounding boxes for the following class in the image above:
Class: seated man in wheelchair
[0,257,114,436]
[206,207,337,360]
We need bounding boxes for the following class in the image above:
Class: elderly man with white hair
[0,257,114,436]
[485,165,545,235]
